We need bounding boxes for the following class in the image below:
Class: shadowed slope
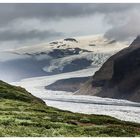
[77,36,140,102]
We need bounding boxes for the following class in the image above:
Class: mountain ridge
[77,36,140,102]
[0,34,128,82]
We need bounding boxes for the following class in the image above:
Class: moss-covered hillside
[0,80,140,137]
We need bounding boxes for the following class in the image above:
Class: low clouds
[0,3,140,50]
[0,3,137,25]
[0,29,62,41]
[104,9,140,40]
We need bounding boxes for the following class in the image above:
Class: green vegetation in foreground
[0,80,140,137]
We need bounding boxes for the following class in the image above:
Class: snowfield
[3,34,130,82]
[43,52,112,73]
[12,67,140,124]
[11,34,129,55]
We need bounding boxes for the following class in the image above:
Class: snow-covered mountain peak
[11,34,129,55]
[0,34,131,82]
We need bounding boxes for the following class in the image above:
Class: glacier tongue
[45,98,140,123]
[12,67,140,123]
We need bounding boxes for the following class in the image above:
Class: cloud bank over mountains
[0,3,139,50]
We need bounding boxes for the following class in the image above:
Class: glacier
[12,67,140,123]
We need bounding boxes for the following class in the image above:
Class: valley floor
[13,67,140,124]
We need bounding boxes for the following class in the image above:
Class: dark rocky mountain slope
[46,77,89,92]
[77,36,140,102]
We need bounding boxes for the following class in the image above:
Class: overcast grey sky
[0,3,140,50]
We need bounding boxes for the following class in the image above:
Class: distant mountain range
[77,36,140,102]
[0,35,128,82]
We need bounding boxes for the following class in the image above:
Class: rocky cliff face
[77,36,140,102]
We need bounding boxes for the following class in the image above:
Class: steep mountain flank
[77,36,140,102]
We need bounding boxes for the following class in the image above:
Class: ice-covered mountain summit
[0,34,129,82]
[12,34,128,54]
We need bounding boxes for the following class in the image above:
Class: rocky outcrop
[46,77,89,92]
[64,38,78,43]
[77,36,140,102]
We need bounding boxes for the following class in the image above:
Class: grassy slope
[0,80,140,137]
